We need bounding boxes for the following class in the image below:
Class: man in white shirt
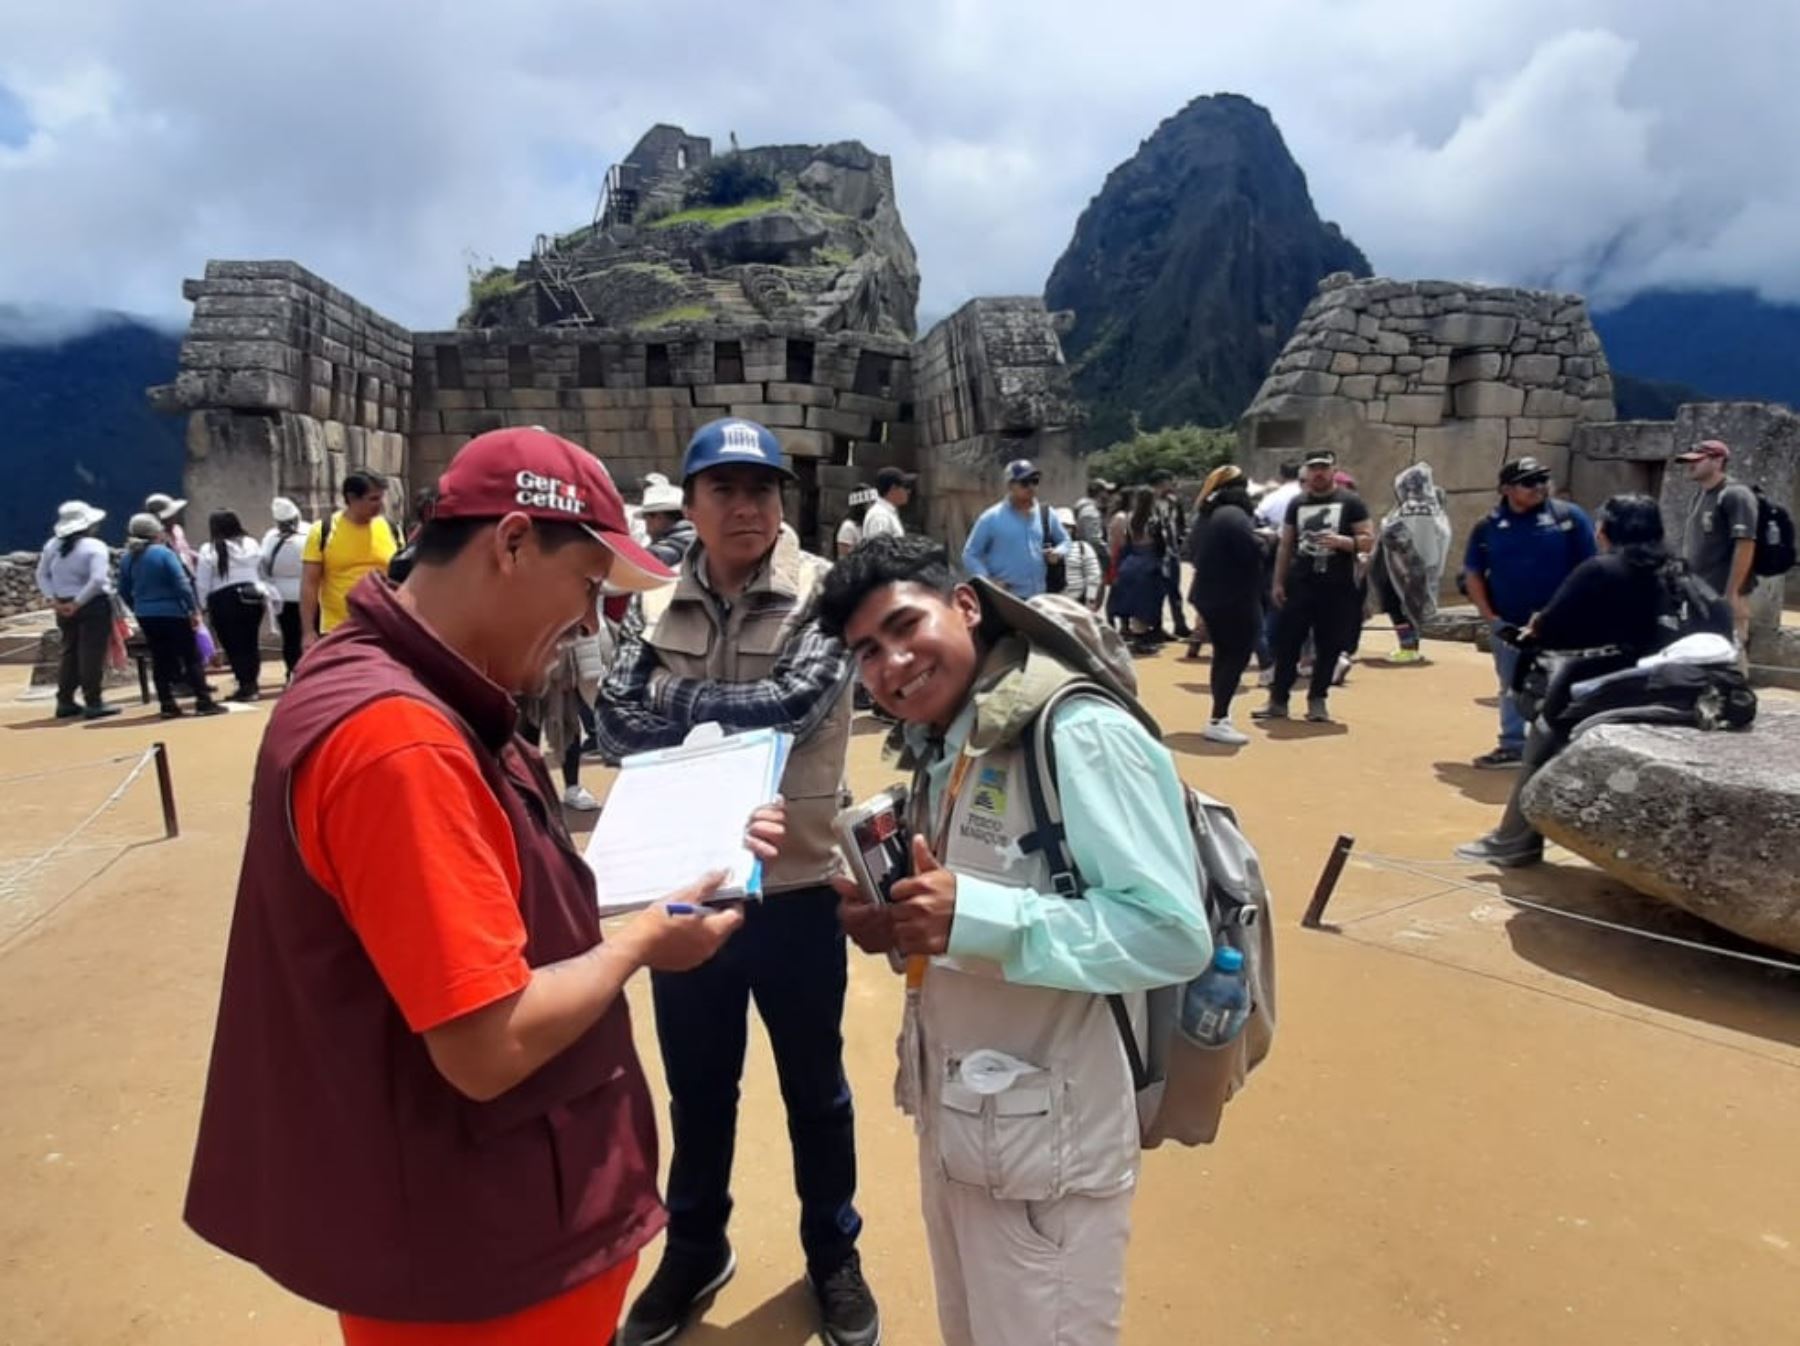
[1255,460,1302,533]
[860,468,913,541]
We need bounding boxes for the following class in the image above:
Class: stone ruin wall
[1240,275,1617,591]
[150,261,412,528]
[156,267,1079,562]
[912,298,1083,548]
[409,323,916,555]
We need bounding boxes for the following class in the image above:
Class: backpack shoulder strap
[1015,679,1152,1091]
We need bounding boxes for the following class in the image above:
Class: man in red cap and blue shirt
[1676,437,1759,644]
[594,418,877,1346]
[185,427,783,1346]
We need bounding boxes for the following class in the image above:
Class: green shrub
[685,154,779,209]
[1085,422,1236,486]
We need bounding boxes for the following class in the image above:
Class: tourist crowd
[28,410,1772,1346]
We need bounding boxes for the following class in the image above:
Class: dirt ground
[2,632,1798,1345]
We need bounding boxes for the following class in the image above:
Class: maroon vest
[184,576,664,1322]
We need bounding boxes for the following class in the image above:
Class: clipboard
[583,723,792,916]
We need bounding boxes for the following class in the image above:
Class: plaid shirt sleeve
[591,604,689,760]
[649,616,852,741]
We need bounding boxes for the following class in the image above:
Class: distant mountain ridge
[1045,93,1371,446]
[0,311,185,550]
[1592,288,1800,410]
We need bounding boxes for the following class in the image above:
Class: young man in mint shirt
[961,458,1070,598]
[817,535,1212,1346]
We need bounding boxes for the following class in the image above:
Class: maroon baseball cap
[433,427,675,592]
[1675,439,1730,463]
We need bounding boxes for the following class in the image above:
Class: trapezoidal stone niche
[1239,273,1617,584]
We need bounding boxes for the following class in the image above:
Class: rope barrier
[0,750,151,788]
[0,748,157,903]
[1345,848,1800,977]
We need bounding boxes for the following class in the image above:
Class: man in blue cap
[961,458,1070,598]
[594,419,876,1346]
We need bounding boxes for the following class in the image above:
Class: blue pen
[665,902,702,915]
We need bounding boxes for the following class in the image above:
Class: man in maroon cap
[1676,438,1759,640]
[186,428,778,1345]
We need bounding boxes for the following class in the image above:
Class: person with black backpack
[1460,457,1597,768]
[816,535,1217,1346]
[1457,495,1739,868]
[1677,438,1763,644]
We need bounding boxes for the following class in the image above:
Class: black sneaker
[194,700,228,718]
[619,1241,736,1346]
[82,704,121,721]
[54,702,82,720]
[1250,699,1289,721]
[1472,747,1523,770]
[811,1251,881,1346]
[159,703,185,720]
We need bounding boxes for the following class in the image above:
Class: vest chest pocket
[934,1062,1064,1202]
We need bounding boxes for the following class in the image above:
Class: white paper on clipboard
[583,722,792,916]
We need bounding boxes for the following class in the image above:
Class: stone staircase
[698,275,764,323]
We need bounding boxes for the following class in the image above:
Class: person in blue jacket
[118,513,224,718]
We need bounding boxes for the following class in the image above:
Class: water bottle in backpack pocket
[1181,947,1250,1045]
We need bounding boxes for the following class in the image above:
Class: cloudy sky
[1,0,1795,339]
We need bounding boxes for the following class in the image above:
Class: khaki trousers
[918,1144,1135,1346]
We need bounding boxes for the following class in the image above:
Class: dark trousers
[651,885,859,1276]
[1198,602,1260,720]
[1270,581,1362,703]
[140,616,214,708]
[1162,558,1189,635]
[55,596,113,709]
[276,602,303,678]
[207,586,264,694]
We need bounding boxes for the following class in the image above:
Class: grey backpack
[972,579,1278,1146]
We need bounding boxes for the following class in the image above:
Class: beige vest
[643,529,852,892]
[900,644,1141,1200]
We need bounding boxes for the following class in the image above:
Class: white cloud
[0,0,1796,330]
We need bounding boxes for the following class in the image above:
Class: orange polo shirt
[293,697,635,1344]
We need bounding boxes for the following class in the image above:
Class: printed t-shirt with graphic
[303,512,399,632]
[1282,489,1370,589]
[1683,479,1759,597]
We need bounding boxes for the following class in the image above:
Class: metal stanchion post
[152,741,179,840]
[1300,834,1355,929]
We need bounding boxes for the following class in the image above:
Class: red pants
[340,1254,636,1346]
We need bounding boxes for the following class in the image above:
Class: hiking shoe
[1472,747,1523,770]
[1305,699,1333,724]
[1250,699,1289,721]
[194,700,228,718]
[812,1252,881,1346]
[562,784,601,811]
[82,704,121,721]
[1202,719,1249,746]
[1332,653,1353,686]
[1454,834,1543,868]
[620,1242,737,1346]
[1387,647,1424,665]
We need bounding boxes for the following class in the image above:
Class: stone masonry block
[805,406,876,437]
[775,428,832,459]
[1386,393,1447,427]
[1329,351,1361,376]
[1430,313,1519,347]
[1511,354,1563,385]
[729,403,806,427]
[1455,381,1527,419]
[1416,418,1510,491]
[1419,356,1450,384]
[692,384,765,406]
[1447,352,1503,384]
[1339,375,1378,400]
[765,382,837,408]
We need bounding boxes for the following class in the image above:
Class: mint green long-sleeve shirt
[914,697,1214,994]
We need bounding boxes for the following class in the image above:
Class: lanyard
[906,750,975,991]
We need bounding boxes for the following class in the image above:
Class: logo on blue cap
[682,417,795,481]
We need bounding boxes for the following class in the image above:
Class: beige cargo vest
[901,641,1141,1201]
[642,529,851,892]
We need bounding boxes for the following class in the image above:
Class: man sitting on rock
[1457,495,1735,868]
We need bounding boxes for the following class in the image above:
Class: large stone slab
[1521,711,1800,953]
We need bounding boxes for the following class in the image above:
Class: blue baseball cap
[1006,459,1041,483]
[681,417,795,482]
